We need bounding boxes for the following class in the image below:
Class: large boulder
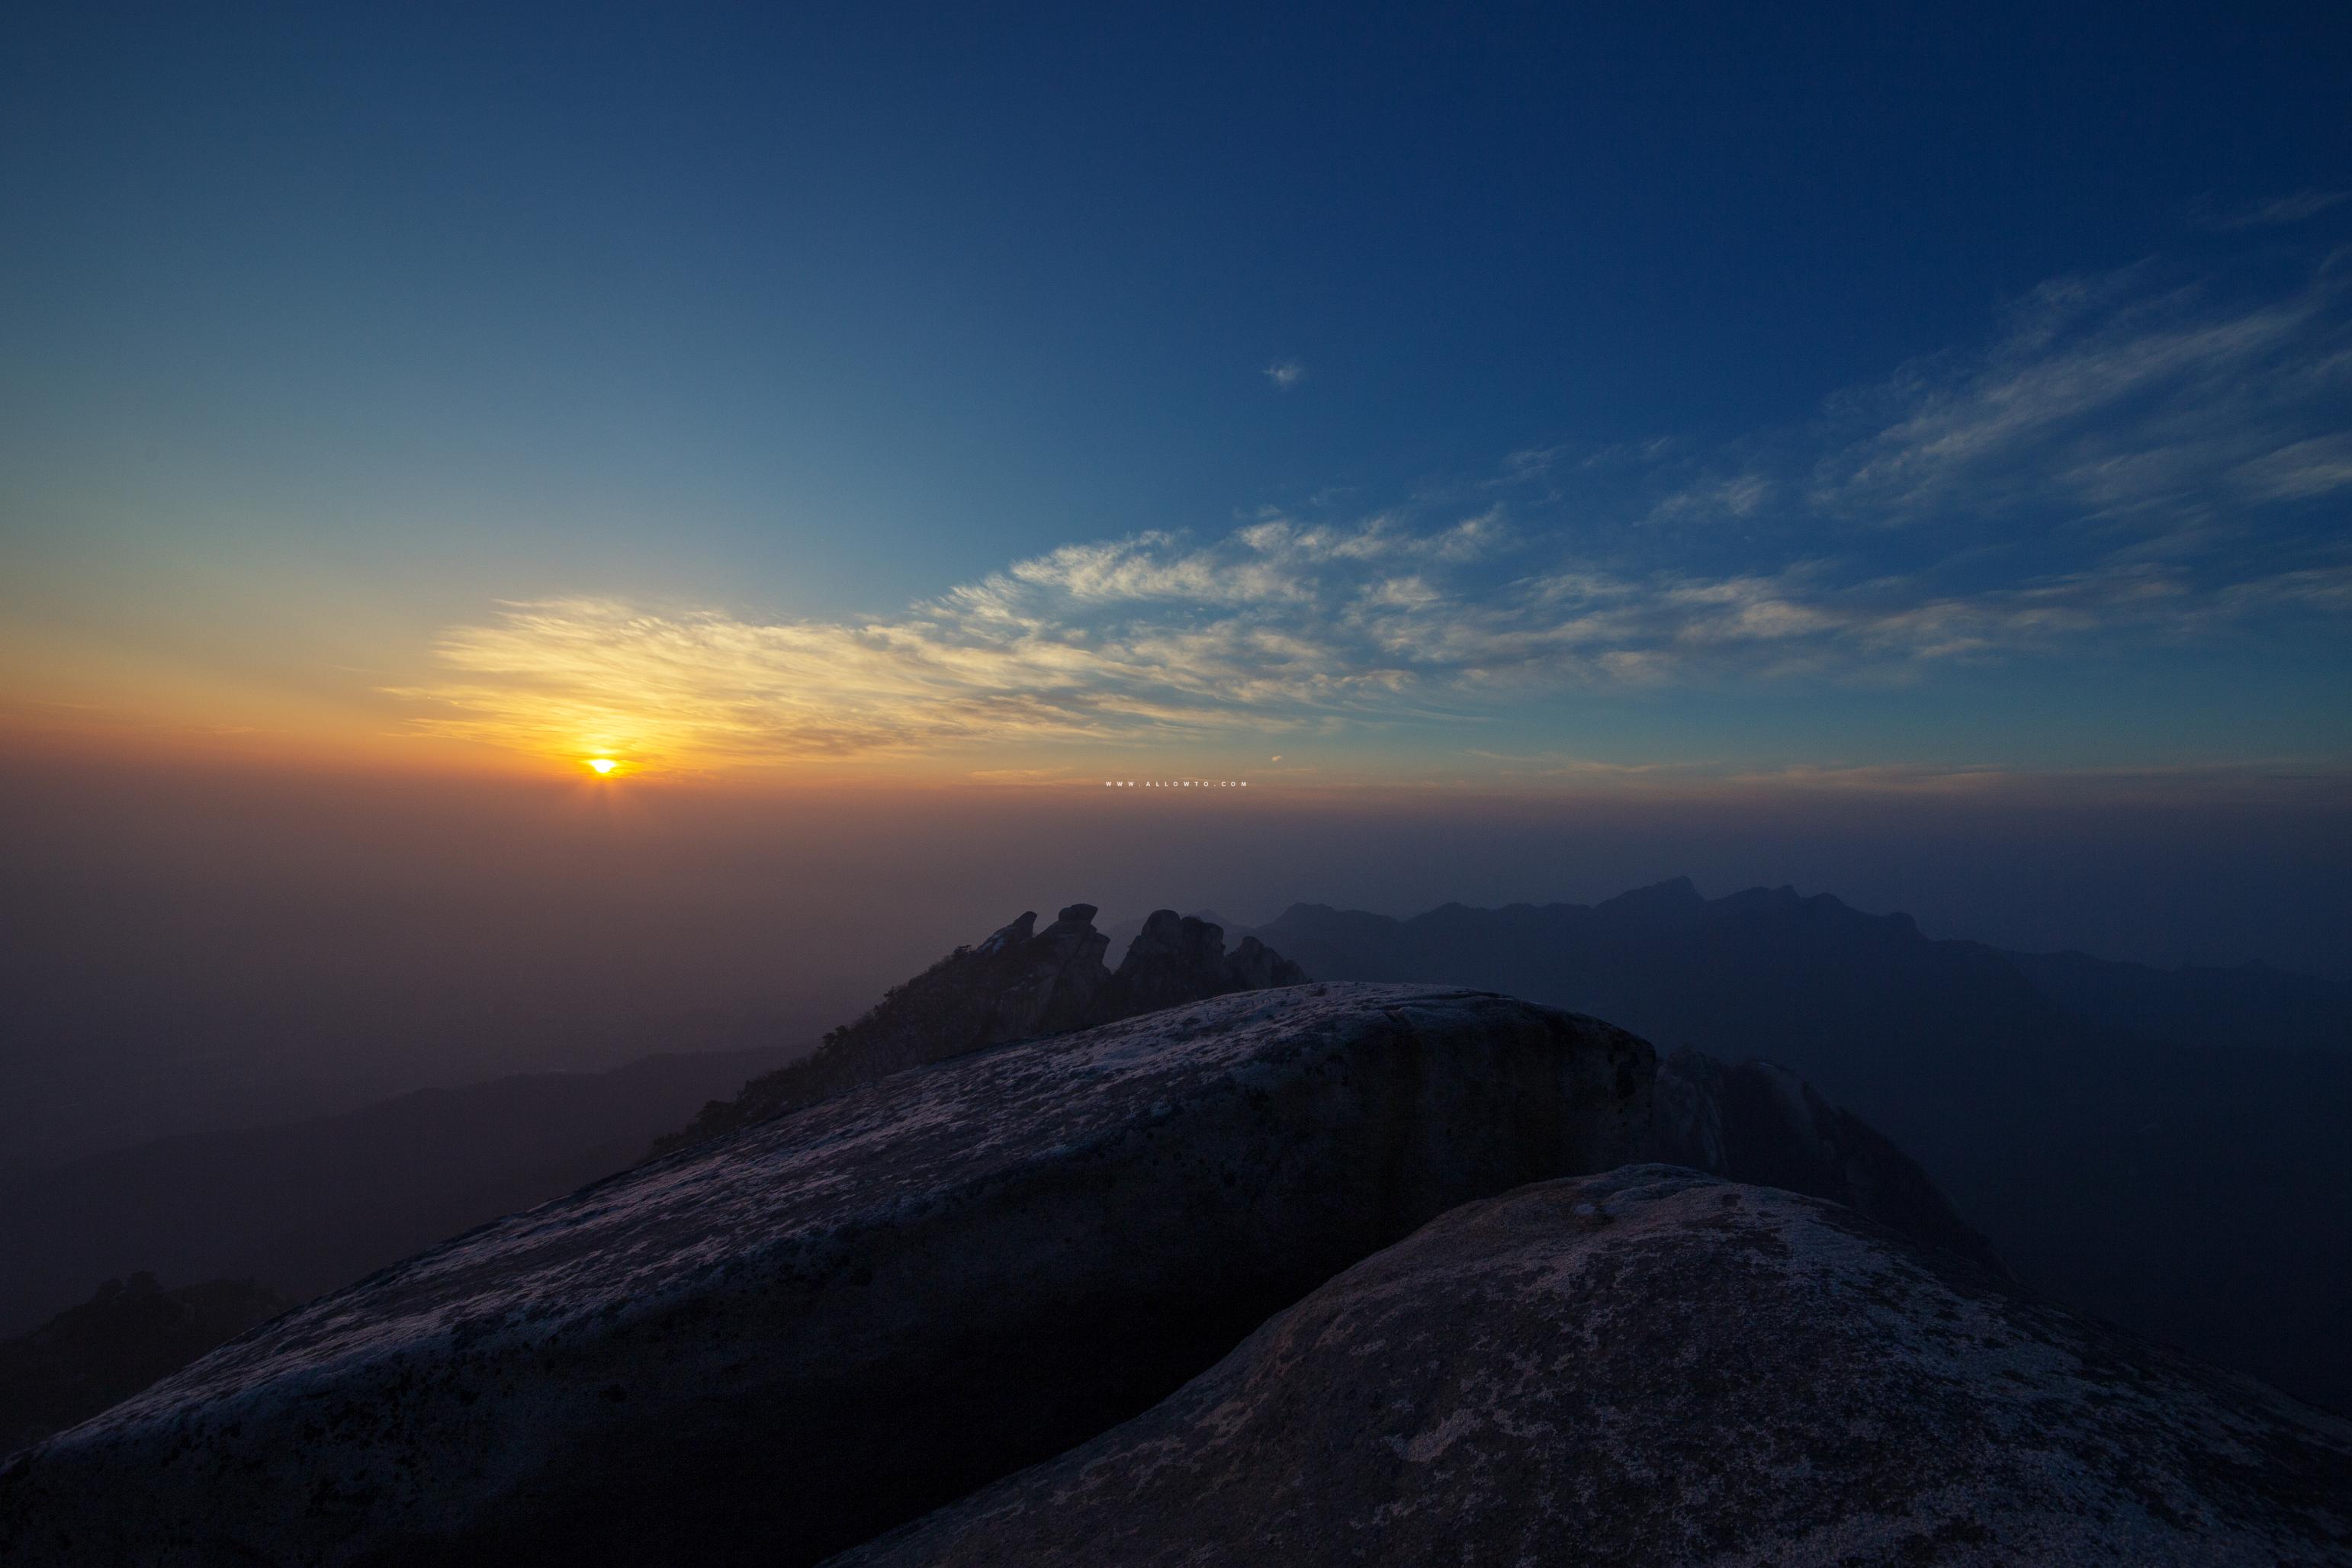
[839,1166,2352,1567]
[1647,1046,2007,1274]
[0,985,1650,1567]
[655,903,1309,1152]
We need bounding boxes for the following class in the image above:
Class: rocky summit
[655,903,1309,1152]
[838,1166,2352,1567]
[5,952,2325,1567]
[0,985,1650,1567]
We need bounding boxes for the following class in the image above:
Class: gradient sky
[8,3,2352,1158]
[6,0,2349,790]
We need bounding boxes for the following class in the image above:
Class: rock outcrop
[655,904,1309,1153]
[1647,1045,2007,1274]
[838,1166,2352,1567]
[1094,910,1309,1018]
[0,985,1649,1567]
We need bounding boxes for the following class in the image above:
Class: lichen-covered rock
[0,985,1650,1568]
[654,902,1309,1153]
[837,1166,2352,1568]
[1648,1046,2007,1274]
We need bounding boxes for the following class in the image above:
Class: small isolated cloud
[1264,359,1306,390]
[1648,474,1772,525]
[2190,190,2347,231]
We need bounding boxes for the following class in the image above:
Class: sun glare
[585,757,619,776]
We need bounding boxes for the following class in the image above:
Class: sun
[584,757,620,776]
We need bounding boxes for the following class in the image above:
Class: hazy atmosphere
[4,5,2350,1560]
[8,5,2349,1152]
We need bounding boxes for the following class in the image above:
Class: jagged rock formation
[1103,907,1265,966]
[1647,1045,2007,1274]
[0,985,1648,1568]
[0,1274,292,1458]
[838,1166,2352,1567]
[655,904,1308,1154]
[1094,910,1308,1017]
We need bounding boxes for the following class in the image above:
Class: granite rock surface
[840,1165,2352,1567]
[0,985,1649,1567]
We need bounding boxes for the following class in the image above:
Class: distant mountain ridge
[1261,877,2352,1052]
[1255,879,2352,1412]
[1998,944,2352,1054]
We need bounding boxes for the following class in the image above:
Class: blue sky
[3,1,2349,783]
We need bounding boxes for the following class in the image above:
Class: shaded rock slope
[1648,1045,2006,1275]
[0,985,1648,1567]
[1258,882,2352,1410]
[655,904,1307,1154]
[0,1041,818,1343]
[840,1166,2352,1567]
[0,1274,293,1458]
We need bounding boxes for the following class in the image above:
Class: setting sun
[584,757,619,776]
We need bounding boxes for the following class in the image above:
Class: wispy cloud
[1811,266,2352,533]
[1263,358,1306,390]
[391,541,2350,768]
[2190,190,2347,230]
[2232,434,2352,502]
[1647,473,1772,524]
[394,259,2352,771]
